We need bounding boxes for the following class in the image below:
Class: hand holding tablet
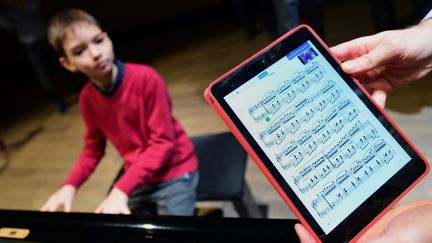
[204,25,429,242]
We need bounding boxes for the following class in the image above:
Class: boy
[40,9,198,215]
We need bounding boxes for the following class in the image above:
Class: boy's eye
[72,47,85,56]
[94,36,104,44]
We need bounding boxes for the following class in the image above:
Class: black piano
[0,210,300,242]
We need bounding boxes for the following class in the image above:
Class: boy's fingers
[95,206,103,214]
[64,201,72,212]
[41,201,57,212]
[123,207,131,215]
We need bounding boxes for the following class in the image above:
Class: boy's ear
[59,56,78,72]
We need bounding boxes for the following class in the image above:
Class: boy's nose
[89,45,102,60]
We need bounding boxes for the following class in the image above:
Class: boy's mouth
[97,60,109,70]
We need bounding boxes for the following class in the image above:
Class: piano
[0,210,300,242]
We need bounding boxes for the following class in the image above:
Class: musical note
[287,118,301,134]
[331,118,346,133]
[377,146,395,164]
[295,98,312,113]
[261,90,278,105]
[317,128,332,144]
[292,70,306,84]
[299,164,313,178]
[279,111,296,124]
[311,119,325,134]
[266,121,281,135]
[289,150,304,167]
[335,170,349,185]
[280,88,297,104]
[296,78,311,93]
[248,102,269,123]
[282,141,298,156]
[320,80,335,94]
[318,161,333,179]
[356,134,370,150]
[314,98,328,111]
[307,172,321,190]
[312,194,331,218]
[324,108,338,123]
[301,106,317,123]
[336,134,350,148]
[342,143,357,158]
[363,152,380,173]
[266,128,287,147]
[305,61,319,74]
[344,107,359,122]
[337,99,352,112]
[347,121,362,137]
[371,139,386,153]
[326,88,342,103]
[277,79,292,94]
[263,98,282,114]
[350,160,363,175]
[297,130,312,145]
[330,152,345,168]
[304,140,318,155]
[310,69,325,83]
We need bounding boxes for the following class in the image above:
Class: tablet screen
[223,40,411,233]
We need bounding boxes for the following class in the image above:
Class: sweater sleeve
[63,95,106,188]
[114,68,176,195]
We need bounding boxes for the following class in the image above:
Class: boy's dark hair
[48,9,100,56]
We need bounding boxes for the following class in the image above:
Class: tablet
[204,25,429,242]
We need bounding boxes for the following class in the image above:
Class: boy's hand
[95,187,131,214]
[40,184,76,212]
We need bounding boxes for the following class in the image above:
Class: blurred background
[0,0,432,219]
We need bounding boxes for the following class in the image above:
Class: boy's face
[59,22,115,80]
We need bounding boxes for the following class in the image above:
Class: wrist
[63,184,77,192]
[110,187,129,202]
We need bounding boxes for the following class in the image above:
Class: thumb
[366,80,392,109]
[370,90,387,109]
[294,224,317,243]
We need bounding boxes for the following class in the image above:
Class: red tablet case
[204,25,429,242]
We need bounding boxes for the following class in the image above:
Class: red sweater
[64,63,198,195]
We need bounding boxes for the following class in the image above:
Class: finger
[331,35,378,61]
[366,80,392,108]
[40,204,49,212]
[341,41,398,74]
[294,224,317,243]
[371,90,387,109]
[64,201,72,213]
[40,201,57,212]
[123,207,131,215]
[95,205,103,214]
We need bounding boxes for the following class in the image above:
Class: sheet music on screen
[224,40,411,233]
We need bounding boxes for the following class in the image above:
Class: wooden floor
[1,1,431,218]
